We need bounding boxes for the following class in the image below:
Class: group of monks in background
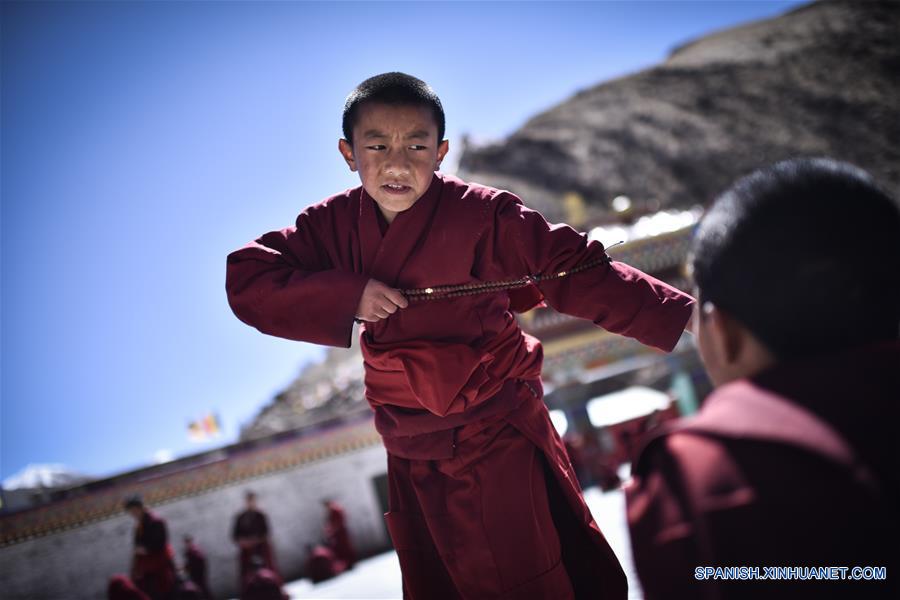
[563,409,673,493]
[107,490,356,600]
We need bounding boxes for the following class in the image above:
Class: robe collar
[358,173,443,286]
[634,341,900,493]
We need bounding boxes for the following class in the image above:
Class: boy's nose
[384,154,411,176]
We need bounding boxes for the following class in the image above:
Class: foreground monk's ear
[719,304,745,362]
[704,302,776,381]
[703,302,742,368]
[338,139,357,172]
[701,302,744,366]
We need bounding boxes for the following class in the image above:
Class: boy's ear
[702,301,776,382]
[338,139,357,172]
[435,139,450,169]
[703,302,742,366]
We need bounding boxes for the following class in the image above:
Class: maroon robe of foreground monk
[627,342,900,600]
[131,511,177,600]
[227,173,694,599]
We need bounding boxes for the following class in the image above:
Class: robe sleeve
[225,209,369,348]
[487,192,694,352]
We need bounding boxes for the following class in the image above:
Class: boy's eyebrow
[361,129,432,140]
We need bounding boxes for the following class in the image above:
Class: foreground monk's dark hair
[691,157,900,359]
[342,72,445,143]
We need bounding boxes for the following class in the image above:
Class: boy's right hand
[355,279,408,322]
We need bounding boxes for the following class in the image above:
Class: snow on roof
[2,463,91,490]
[588,207,702,247]
[586,386,671,428]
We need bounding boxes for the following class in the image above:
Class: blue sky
[1,0,805,481]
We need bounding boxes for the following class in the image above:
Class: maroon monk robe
[131,511,177,600]
[242,567,289,600]
[227,173,694,599]
[627,341,899,600]
[324,500,357,568]
[107,575,150,600]
[305,544,347,583]
[232,508,278,588]
[183,540,211,600]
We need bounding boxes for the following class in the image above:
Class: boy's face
[339,102,449,223]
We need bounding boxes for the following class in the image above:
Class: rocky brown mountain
[458,0,900,220]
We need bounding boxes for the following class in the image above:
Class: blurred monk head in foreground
[689,157,900,385]
[627,158,900,599]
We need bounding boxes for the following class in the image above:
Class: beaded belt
[402,251,617,302]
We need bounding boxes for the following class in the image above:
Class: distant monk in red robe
[627,159,900,600]
[322,499,356,569]
[242,555,289,600]
[124,496,177,600]
[226,72,695,599]
[232,490,278,590]
[107,575,150,600]
[181,535,211,600]
[305,543,346,583]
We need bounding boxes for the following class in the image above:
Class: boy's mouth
[382,183,412,194]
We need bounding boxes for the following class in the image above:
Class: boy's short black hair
[342,72,445,144]
[690,157,900,360]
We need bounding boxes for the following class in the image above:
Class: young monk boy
[226,72,694,599]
